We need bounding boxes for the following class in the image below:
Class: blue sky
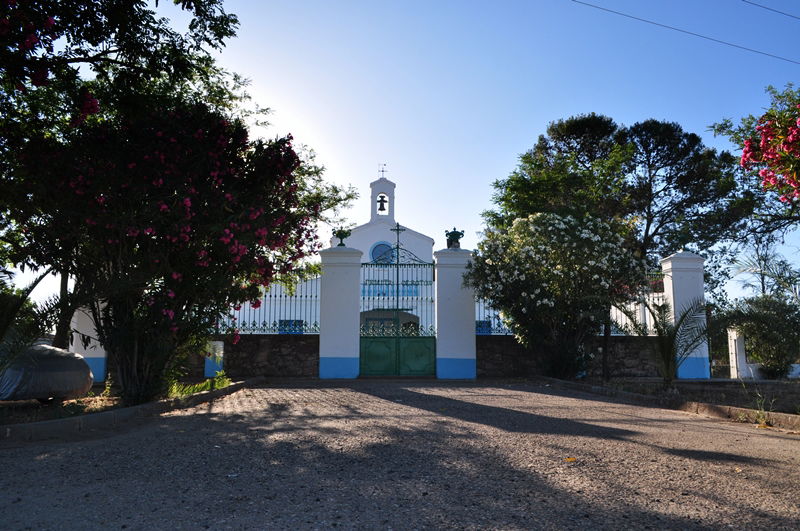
[207,0,797,245]
[17,0,800,300]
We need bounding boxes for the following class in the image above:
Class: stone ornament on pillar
[660,251,710,379]
[435,245,476,378]
[445,227,464,249]
[319,246,363,378]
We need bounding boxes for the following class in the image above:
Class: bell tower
[370,177,395,223]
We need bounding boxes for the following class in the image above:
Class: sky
[15,0,800,301]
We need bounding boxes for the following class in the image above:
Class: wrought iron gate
[359,245,435,376]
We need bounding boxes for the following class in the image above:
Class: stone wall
[476,335,540,377]
[476,335,660,379]
[585,336,660,378]
[214,334,319,379]
[198,333,659,380]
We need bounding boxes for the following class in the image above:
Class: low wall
[214,334,320,379]
[210,334,659,379]
[477,335,660,378]
[585,336,660,378]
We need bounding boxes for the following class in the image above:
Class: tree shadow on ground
[662,448,762,464]
[357,385,637,440]
[1,383,794,530]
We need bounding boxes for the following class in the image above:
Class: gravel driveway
[1,379,798,530]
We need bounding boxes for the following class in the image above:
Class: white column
[434,248,476,379]
[319,247,363,378]
[727,327,755,379]
[70,308,107,382]
[660,251,710,379]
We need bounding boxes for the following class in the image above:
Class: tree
[734,234,800,302]
[1,0,240,349]
[727,295,800,379]
[486,113,631,231]
[10,86,351,404]
[465,213,646,378]
[0,268,54,373]
[1,2,354,403]
[489,114,756,264]
[713,84,800,233]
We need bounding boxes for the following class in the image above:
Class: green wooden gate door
[360,336,435,376]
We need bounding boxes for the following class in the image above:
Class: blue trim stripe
[204,357,224,378]
[320,357,360,379]
[84,357,106,383]
[437,358,476,379]
[678,357,710,379]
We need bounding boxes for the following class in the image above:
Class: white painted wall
[70,308,106,381]
[434,248,476,378]
[319,247,362,378]
[661,251,710,379]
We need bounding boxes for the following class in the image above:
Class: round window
[371,243,394,263]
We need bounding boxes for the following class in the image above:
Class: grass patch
[167,371,232,398]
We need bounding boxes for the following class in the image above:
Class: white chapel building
[332,177,434,263]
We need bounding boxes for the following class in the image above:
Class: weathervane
[378,163,387,179]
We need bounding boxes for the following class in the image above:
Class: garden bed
[0,373,233,426]
[0,389,122,426]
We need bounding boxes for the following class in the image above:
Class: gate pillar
[661,251,710,379]
[319,246,363,378]
[434,248,476,378]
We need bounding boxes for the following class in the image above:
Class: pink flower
[167,290,175,298]
[171,272,182,281]
[21,33,39,50]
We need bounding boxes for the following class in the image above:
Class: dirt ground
[1,379,798,529]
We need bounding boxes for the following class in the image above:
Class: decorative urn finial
[333,227,351,247]
[445,227,465,249]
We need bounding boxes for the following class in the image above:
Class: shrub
[732,295,800,379]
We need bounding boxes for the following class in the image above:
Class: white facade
[330,177,435,263]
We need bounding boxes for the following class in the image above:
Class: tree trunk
[51,273,73,349]
[602,307,612,382]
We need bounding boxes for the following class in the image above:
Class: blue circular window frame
[370,241,394,263]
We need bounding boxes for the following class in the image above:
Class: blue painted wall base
[437,358,476,379]
[320,357,359,378]
[84,357,106,383]
[677,356,710,379]
[204,356,223,378]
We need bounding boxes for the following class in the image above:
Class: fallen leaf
[734,467,742,473]
[564,457,577,462]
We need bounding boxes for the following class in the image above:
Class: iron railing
[360,262,436,333]
[220,277,321,334]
